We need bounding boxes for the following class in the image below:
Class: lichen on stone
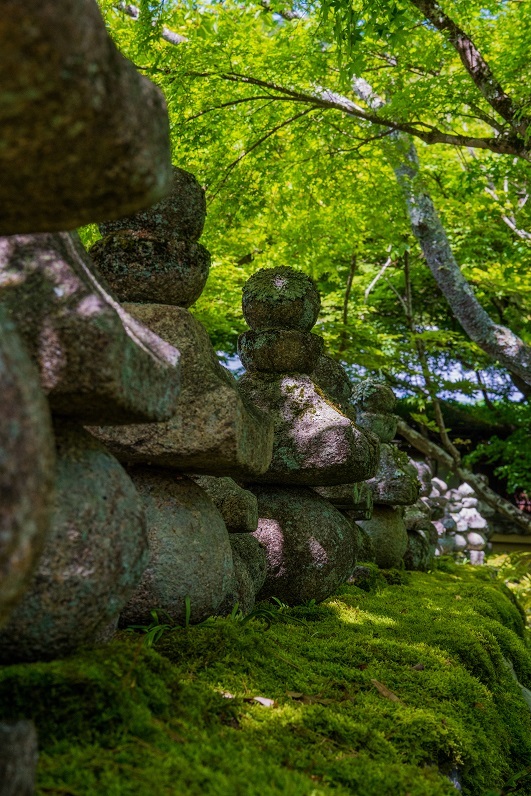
[243,267,318,304]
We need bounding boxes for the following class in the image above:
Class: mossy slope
[1,562,530,796]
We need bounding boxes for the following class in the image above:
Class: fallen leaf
[371,679,402,703]
[474,702,485,710]
[286,691,304,699]
[245,696,275,707]
[455,595,462,601]
[411,663,425,671]
[357,663,368,670]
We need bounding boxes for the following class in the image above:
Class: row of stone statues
[0,3,425,792]
[0,164,430,666]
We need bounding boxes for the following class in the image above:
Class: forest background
[90,0,531,522]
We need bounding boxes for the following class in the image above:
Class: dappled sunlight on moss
[1,562,530,795]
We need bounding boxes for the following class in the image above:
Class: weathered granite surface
[99,167,206,242]
[90,233,210,307]
[365,443,420,506]
[358,507,408,569]
[119,470,234,626]
[0,0,172,234]
[351,380,396,414]
[219,550,256,616]
[403,528,435,572]
[313,482,373,517]
[242,267,321,331]
[238,329,323,374]
[0,721,38,796]
[354,523,376,563]
[311,354,353,408]
[0,233,180,424]
[0,307,55,626]
[411,460,432,497]
[229,533,267,595]
[94,304,274,477]
[354,411,398,443]
[252,487,357,604]
[0,424,148,662]
[240,373,379,486]
[351,381,398,443]
[191,477,259,533]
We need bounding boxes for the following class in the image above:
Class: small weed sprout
[128,609,175,647]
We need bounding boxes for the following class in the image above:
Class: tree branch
[187,71,530,160]
[208,107,315,198]
[364,256,393,303]
[114,2,188,45]
[407,0,530,138]
[260,0,305,21]
[342,253,357,325]
[185,95,307,122]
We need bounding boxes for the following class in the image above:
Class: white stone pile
[428,478,494,564]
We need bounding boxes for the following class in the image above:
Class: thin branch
[384,276,409,317]
[467,148,531,240]
[260,0,305,20]
[339,253,357,354]
[476,370,495,411]
[343,256,356,325]
[208,107,315,199]
[364,256,393,303]
[190,71,531,159]
[468,103,506,135]
[185,95,305,122]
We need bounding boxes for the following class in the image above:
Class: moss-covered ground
[1,560,531,796]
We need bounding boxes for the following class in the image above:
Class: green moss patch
[1,562,531,795]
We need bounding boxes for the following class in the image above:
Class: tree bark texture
[394,143,531,386]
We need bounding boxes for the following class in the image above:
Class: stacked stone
[0,2,177,783]
[90,170,274,624]
[0,230,184,663]
[191,477,267,614]
[91,168,273,478]
[351,381,422,569]
[237,267,380,604]
[429,479,492,564]
[402,461,439,571]
[310,356,375,562]
[0,0,173,234]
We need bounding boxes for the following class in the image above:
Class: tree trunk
[394,143,531,386]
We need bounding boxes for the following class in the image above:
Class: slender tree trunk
[350,78,531,387]
[394,142,531,386]
[397,419,531,534]
[339,253,356,353]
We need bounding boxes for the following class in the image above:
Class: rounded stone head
[242,267,321,331]
[98,167,206,242]
[351,379,396,414]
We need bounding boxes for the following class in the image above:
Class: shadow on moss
[0,563,530,795]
